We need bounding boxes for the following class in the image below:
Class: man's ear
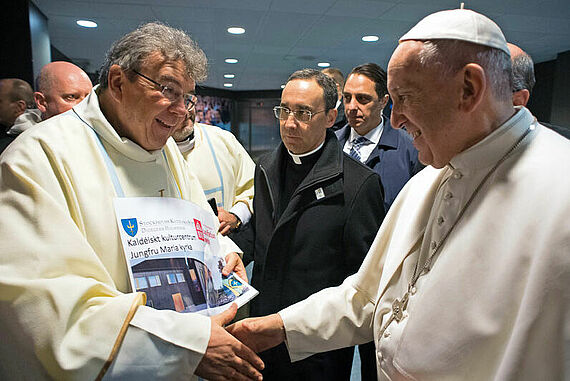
[14,100,27,114]
[34,92,47,114]
[512,89,530,107]
[106,65,126,103]
[380,93,389,109]
[459,63,486,113]
[325,108,337,128]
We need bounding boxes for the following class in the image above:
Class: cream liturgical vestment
[178,122,254,218]
[280,107,570,380]
[0,88,241,380]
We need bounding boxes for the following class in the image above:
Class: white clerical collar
[175,135,195,154]
[349,116,384,145]
[288,140,325,165]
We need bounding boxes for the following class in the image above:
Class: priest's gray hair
[99,22,207,88]
[287,68,338,112]
[417,39,512,102]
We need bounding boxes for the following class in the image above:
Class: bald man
[508,42,570,139]
[0,78,36,152]
[34,61,93,120]
[508,43,534,107]
[0,79,34,129]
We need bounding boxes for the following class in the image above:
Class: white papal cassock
[280,107,570,381]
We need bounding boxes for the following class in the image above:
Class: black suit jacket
[0,129,15,154]
[336,117,422,210]
[242,130,385,379]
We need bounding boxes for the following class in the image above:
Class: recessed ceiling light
[280,84,286,89]
[76,20,97,28]
[227,27,245,35]
[317,62,330,68]
[225,58,238,64]
[223,83,233,88]
[224,74,235,79]
[362,35,379,42]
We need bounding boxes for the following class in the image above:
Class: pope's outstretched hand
[226,313,286,354]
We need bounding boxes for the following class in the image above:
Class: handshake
[194,304,286,381]
[194,255,286,380]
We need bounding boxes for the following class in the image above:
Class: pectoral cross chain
[378,291,410,338]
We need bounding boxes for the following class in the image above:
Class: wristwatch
[229,212,242,231]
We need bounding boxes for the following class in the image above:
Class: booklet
[113,197,258,316]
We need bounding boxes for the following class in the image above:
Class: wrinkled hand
[195,304,264,380]
[218,207,239,236]
[226,313,286,353]
[224,252,248,283]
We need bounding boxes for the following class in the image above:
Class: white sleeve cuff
[127,305,210,373]
[229,202,252,225]
[104,325,197,380]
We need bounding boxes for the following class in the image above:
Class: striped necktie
[349,136,369,162]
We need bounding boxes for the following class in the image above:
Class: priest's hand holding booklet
[114,196,258,316]
[114,196,263,379]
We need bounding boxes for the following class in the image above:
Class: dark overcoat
[244,129,385,380]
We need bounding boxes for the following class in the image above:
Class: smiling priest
[0,22,263,381]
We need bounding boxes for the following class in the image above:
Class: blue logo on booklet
[121,218,138,237]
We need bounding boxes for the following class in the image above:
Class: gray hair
[98,22,207,88]
[417,40,512,102]
[511,51,535,94]
[287,68,337,112]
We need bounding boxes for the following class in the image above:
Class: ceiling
[31,0,570,91]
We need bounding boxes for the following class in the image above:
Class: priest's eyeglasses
[133,70,197,111]
[273,106,326,123]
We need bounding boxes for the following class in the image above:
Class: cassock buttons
[453,171,463,179]
[444,191,453,200]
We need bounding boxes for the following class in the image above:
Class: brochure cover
[113,197,257,316]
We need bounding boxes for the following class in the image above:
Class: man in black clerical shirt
[241,69,386,380]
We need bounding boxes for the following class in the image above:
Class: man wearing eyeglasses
[241,68,385,380]
[0,22,263,380]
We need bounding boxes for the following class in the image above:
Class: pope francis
[228,9,570,381]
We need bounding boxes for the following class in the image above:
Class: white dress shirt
[343,117,384,163]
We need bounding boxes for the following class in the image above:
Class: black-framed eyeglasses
[133,70,197,111]
[273,106,326,123]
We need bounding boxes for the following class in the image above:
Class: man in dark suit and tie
[335,63,421,380]
[336,63,422,212]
